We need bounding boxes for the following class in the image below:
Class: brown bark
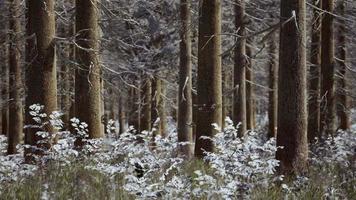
[2,48,9,137]
[246,40,255,130]
[159,81,167,137]
[128,85,139,130]
[178,0,193,157]
[75,0,103,139]
[139,77,152,132]
[320,0,336,136]
[7,0,23,154]
[268,33,278,138]
[276,0,308,175]
[118,94,126,135]
[308,0,322,142]
[25,0,58,159]
[336,0,349,130]
[195,0,222,158]
[151,77,161,138]
[233,0,247,136]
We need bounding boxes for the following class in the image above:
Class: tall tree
[336,0,350,130]
[139,77,152,132]
[75,0,103,138]
[195,0,222,158]
[1,45,9,137]
[7,0,23,154]
[246,40,255,130]
[276,0,308,174]
[25,0,58,158]
[308,0,322,142]
[268,33,278,138]
[178,0,193,157]
[118,94,126,135]
[320,0,335,136]
[233,0,247,135]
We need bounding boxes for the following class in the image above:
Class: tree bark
[276,0,308,175]
[308,0,322,142]
[178,0,193,157]
[7,0,23,154]
[233,0,247,136]
[118,94,126,135]
[195,0,222,158]
[128,85,139,130]
[25,0,58,159]
[139,77,152,132]
[75,0,103,139]
[2,47,9,137]
[320,0,336,136]
[246,40,255,130]
[336,0,349,130]
[268,33,278,139]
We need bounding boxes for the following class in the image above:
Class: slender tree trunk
[2,47,9,137]
[276,0,308,175]
[320,0,336,136]
[178,0,193,157]
[139,77,152,132]
[308,0,322,142]
[246,40,254,130]
[195,0,222,158]
[336,0,349,130]
[233,0,247,136]
[151,77,161,139]
[159,80,167,137]
[7,0,23,154]
[60,22,73,128]
[128,85,139,130]
[25,0,58,159]
[75,0,103,139]
[268,33,278,139]
[118,94,126,135]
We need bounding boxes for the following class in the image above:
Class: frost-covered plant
[192,118,280,198]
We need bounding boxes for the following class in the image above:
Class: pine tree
[320,0,336,136]
[75,0,103,139]
[178,0,193,157]
[233,0,247,135]
[195,0,222,158]
[268,33,278,138]
[25,0,58,159]
[276,0,308,174]
[7,0,23,154]
[308,0,322,142]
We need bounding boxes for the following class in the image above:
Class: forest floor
[0,112,355,200]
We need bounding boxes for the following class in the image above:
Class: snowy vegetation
[0,106,354,199]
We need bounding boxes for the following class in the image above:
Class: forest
[0,0,355,199]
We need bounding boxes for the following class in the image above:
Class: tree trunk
[308,0,322,142]
[246,40,255,130]
[268,33,278,139]
[151,77,161,139]
[25,0,58,159]
[320,0,336,136]
[233,0,247,136]
[7,0,23,154]
[139,77,152,132]
[276,0,308,175]
[178,0,193,157]
[336,0,349,130]
[75,0,103,139]
[128,85,139,130]
[195,0,222,158]
[158,80,166,137]
[2,47,9,137]
[118,94,126,135]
